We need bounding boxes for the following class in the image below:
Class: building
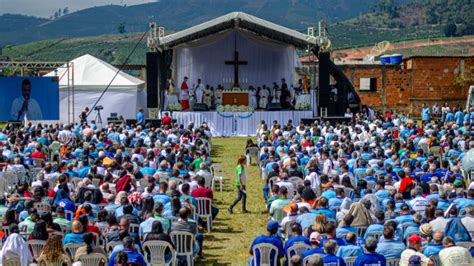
[331,55,474,115]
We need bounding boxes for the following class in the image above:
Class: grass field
[198,137,266,265]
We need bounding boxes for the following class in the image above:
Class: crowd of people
[0,118,219,265]
[249,103,474,265]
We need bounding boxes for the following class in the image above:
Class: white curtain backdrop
[173,30,301,89]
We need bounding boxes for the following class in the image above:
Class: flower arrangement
[295,102,311,110]
[168,103,182,111]
[217,105,254,112]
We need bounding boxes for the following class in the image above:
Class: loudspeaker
[193,103,209,111]
[267,103,282,111]
[318,52,330,93]
[146,52,159,108]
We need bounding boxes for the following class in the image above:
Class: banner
[0,77,59,121]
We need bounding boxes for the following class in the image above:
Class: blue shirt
[354,252,386,266]
[136,112,145,126]
[301,248,325,260]
[423,243,443,257]
[364,223,384,239]
[320,237,346,247]
[249,235,284,266]
[336,243,363,258]
[422,107,430,121]
[311,208,335,220]
[395,213,414,225]
[64,233,84,245]
[336,226,357,238]
[375,239,405,258]
[328,197,344,209]
[323,254,346,266]
[108,248,145,266]
[453,198,474,210]
[297,213,317,231]
[321,190,336,200]
[153,193,171,205]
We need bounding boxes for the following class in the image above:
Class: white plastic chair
[210,163,224,192]
[28,239,46,258]
[129,223,140,234]
[252,243,279,266]
[170,231,195,266]
[34,202,51,215]
[344,256,357,266]
[386,258,400,266]
[142,240,177,266]
[2,256,21,266]
[106,240,121,256]
[77,253,108,266]
[286,242,310,261]
[195,197,213,232]
[64,243,83,258]
[456,241,474,251]
[65,210,75,221]
[365,232,383,242]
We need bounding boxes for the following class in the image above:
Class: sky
[0,0,156,18]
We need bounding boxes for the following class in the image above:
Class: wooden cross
[225,50,247,88]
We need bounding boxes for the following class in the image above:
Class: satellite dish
[370,41,391,57]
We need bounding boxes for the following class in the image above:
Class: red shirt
[191,186,213,200]
[31,151,46,159]
[162,116,172,126]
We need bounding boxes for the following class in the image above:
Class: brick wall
[338,56,474,116]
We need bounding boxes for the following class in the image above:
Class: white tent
[158,12,316,90]
[45,54,145,123]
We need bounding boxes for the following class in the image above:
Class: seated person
[376,225,405,259]
[354,237,386,266]
[248,220,284,265]
[336,232,363,258]
[320,224,345,247]
[108,236,145,266]
[64,221,84,245]
[321,240,345,265]
[301,232,325,260]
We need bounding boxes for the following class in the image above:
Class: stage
[172,110,313,136]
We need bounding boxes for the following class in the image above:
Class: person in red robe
[180,76,190,110]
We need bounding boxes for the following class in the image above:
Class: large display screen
[0,77,59,121]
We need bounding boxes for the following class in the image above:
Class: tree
[58,8,62,17]
[53,11,59,19]
[444,22,457,37]
[63,7,69,15]
[117,22,126,34]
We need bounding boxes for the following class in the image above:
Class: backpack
[444,217,472,242]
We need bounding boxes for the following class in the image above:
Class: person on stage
[214,85,224,107]
[136,108,145,126]
[272,82,280,103]
[180,77,190,110]
[203,85,213,109]
[10,79,43,121]
[194,78,205,104]
[165,79,178,109]
[228,156,248,214]
[258,86,270,109]
[79,107,89,125]
[249,86,258,109]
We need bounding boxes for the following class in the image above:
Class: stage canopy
[159,12,316,89]
[45,54,145,123]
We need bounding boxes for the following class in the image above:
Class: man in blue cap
[248,220,284,265]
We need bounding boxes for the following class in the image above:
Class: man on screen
[10,79,43,121]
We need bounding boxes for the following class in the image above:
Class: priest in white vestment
[194,78,205,104]
[249,86,257,109]
[258,86,270,109]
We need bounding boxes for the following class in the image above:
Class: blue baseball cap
[267,220,280,231]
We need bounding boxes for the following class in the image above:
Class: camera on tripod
[94,105,104,111]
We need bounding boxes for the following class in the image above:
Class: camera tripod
[94,108,103,129]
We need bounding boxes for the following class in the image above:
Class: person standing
[421,103,430,124]
[79,107,89,125]
[136,108,145,127]
[194,78,205,104]
[228,156,248,214]
[180,77,190,110]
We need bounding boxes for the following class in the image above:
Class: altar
[172,110,313,136]
[222,92,249,106]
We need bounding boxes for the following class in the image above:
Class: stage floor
[172,110,313,136]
